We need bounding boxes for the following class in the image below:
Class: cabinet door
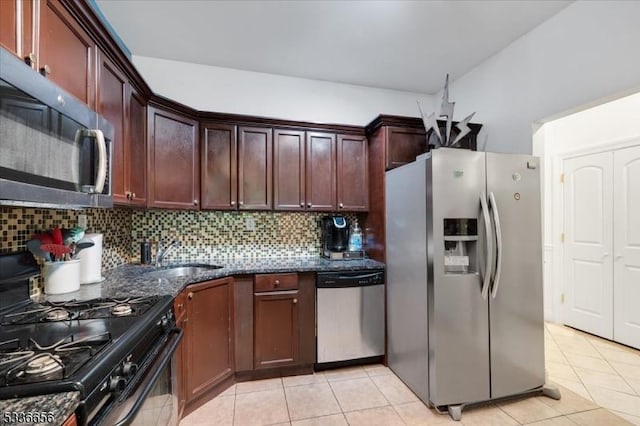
[147,106,199,209]
[201,124,237,210]
[274,129,305,211]
[127,86,147,206]
[97,52,128,205]
[306,132,336,211]
[173,292,187,418]
[385,126,427,170]
[254,290,299,369]
[38,0,96,106]
[0,1,17,55]
[185,278,234,403]
[337,134,368,211]
[238,126,272,210]
[0,0,32,59]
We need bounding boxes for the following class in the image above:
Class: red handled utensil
[40,244,72,262]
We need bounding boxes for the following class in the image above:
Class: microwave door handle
[480,192,493,300]
[89,129,107,194]
[489,191,503,299]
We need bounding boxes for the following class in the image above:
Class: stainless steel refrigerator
[385,148,559,420]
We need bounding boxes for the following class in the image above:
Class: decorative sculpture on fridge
[417,74,476,149]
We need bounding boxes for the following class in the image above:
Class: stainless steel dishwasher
[316,269,385,364]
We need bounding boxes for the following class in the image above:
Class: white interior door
[613,145,640,349]
[563,152,613,339]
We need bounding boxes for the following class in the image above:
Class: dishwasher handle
[317,270,385,288]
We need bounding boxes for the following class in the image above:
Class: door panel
[273,129,305,211]
[201,124,237,210]
[563,152,613,339]
[254,291,299,369]
[128,87,147,206]
[238,126,272,210]
[337,134,368,211]
[306,132,336,211]
[614,145,640,349]
[428,149,489,406]
[486,153,545,399]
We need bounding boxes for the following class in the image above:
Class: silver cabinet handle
[480,192,493,300]
[300,202,304,207]
[489,192,503,299]
[194,199,198,205]
[307,202,312,208]
[339,203,344,208]
[231,201,235,206]
[239,201,244,205]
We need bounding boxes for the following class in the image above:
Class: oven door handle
[114,328,183,426]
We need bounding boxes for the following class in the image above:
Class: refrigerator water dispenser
[443,218,477,274]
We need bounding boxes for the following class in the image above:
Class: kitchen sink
[145,264,223,279]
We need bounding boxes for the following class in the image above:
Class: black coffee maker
[321,216,349,258]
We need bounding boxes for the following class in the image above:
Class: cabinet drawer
[254,273,298,292]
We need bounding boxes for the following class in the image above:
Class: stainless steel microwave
[0,47,113,208]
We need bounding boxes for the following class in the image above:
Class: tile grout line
[550,324,640,420]
[547,325,598,402]
[587,334,640,398]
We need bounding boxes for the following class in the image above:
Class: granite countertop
[39,257,385,302]
[0,392,79,426]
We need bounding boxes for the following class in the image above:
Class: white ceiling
[95,0,571,94]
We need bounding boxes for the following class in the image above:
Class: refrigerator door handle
[489,191,503,299]
[480,192,493,300]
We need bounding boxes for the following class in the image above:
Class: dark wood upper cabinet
[0,0,33,61]
[238,126,272,210]
[337,134,368,211]
[306,132,336,211]
[184,278,234,404]
[386,126,427,170]
[273,129,305,211]
[147,106,199,209]
[97,52,127,205]
[127,85,147,206]
[38,0,96,106]
[201,123,237,210]
[0,1,18,56]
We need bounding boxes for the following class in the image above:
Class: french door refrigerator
[385,148,558,420]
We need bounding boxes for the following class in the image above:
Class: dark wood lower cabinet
[175,273,316,419]
[254,290,300,369]
[183,278,234,405]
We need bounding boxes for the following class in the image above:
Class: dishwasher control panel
[316,269,385,288]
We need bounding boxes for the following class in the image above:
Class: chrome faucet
[156,239,180,267]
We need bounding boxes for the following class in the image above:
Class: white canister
[44,260,81,294]
[78,233,104,284]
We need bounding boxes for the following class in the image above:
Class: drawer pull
[293,298,298,304]
[274,279,280,287]
[187,292,194,300]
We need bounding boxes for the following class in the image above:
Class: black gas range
[0,252,182,426]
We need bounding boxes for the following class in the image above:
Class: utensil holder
[44,260,81,294]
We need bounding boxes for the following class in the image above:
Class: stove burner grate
[24,353,63,377]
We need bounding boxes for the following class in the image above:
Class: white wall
[444,0,640,155]
[132,56,434,126]
[535,91,640,322]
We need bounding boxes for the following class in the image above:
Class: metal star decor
[418,74,476,149]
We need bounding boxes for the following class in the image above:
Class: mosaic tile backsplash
[131,210,358,263]
[1,205,359,294]
[0,207,133,294]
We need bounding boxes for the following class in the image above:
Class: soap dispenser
[348,219,363,251]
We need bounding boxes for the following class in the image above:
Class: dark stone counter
[39,257,385,301]
[0,392,79,426]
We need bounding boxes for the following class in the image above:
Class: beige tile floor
[181,323,640,425]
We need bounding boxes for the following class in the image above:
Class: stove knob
[122,362,138,377]
[161,316,169,328]
[109,376,126,392]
